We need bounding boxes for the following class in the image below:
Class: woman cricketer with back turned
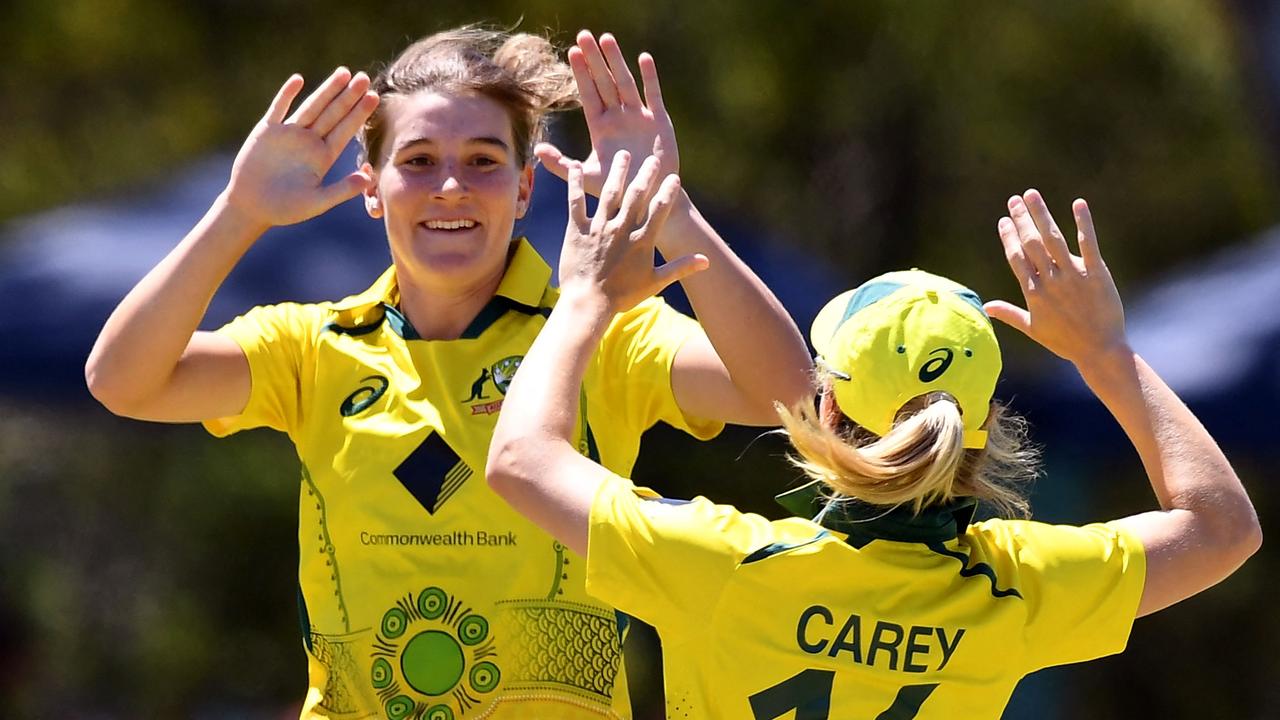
[84,27,812,720]
[487,162,1262,718]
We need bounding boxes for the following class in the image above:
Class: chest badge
[462,355,523,416]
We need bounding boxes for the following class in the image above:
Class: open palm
[225,68,379,228]
[537,31,678,197]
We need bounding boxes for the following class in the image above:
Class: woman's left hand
[559,151,707,313]
[537,31,679,197]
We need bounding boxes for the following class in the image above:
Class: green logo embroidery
[490,356,523,395]
[371,587,499,717]
[340,375,389,416]
[918,348,954,383]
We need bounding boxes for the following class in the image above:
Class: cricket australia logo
[463,355,523,416]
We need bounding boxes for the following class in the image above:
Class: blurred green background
[1,0,1275,717]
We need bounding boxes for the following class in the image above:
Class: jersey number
[748,669,939,720]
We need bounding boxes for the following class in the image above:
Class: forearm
[86,192,265,409]
[657,192,813,411]
[486,290,614,556]
[490,291,612,469]
[1079,348,1258,546]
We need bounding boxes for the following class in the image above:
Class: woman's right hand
[984,189,1130,369]
[223,68,380,230]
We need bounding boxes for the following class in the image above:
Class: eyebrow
[394,136,511,153]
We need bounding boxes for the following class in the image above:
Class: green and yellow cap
[811,269,1001,449]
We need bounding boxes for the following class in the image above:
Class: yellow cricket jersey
[204,239,722,720]
[587,476,1146,719]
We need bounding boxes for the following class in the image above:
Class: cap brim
[810,289,857,357]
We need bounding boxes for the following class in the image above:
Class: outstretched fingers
[567,162,589,230]
[288,67,353,127]
[1022,189,1073,269]
[576,30,620,110]
[1073,198,1105,271]
[599,33,643,108]
[323,88,380,158]
[263,74,305,125]
[618,155,662,228]
[1007,194,1055,275]
[998,216,1037,295]
[311,71,372,138]
[638,53,668,117]
[596,151,632,228]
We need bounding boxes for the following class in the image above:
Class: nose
[434,163,468,199]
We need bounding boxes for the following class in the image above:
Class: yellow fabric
[204,239,722,719]
[587,475,1146,719]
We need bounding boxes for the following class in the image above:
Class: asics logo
[918,348,954,383]
[340,375,389,416]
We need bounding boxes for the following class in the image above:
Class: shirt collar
[775,481,977,545]
[330,237,552,316]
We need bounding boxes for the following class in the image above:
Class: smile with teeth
[423,219,478,230]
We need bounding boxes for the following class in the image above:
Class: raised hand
[559,151,707,313]
[224,68,380,229]
[985,190,1128,366]
[536,31,678,197]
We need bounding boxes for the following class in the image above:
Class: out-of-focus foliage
[2,0,1274,298]
[2,0,1277,718]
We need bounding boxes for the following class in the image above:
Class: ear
[515,163,535,219]
[819,379,844,432]
[362,163,383,219]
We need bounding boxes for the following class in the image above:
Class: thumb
[652,253,710,292]
[534,142,575,181]
[317,169,374,213]
[983,300,1032,337]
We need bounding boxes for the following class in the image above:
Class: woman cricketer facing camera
[487,162,1262,718]
[85,28,811,720]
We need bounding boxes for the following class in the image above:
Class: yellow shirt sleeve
[594,296,724,441]
[586,474,776,641]
[983,519,1146,670]
[202,302,321,439]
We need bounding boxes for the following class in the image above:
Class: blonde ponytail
[777,391,1036,518]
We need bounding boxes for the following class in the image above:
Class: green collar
[330,238,555,341]
[775,481,976,546]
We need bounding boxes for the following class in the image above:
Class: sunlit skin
[365,91,534,335]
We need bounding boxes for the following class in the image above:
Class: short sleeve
[586,474,775,639]
[594,296,723,441]
[991,520,1147,670]
[202,302,321,439]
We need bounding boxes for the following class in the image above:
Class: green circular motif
[417,586,448,620]
[385,695,415,720]
[425,705,455,720]
[470,661,501,693]
[458,614,489,646]
[381,607,408,639]
[402,630,464,696]
[371,657,393,689]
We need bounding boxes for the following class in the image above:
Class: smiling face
[365,90,533,296]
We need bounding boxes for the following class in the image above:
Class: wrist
[556,283,614,321]
[214,189,273,238]
[1074,340,1138,388]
